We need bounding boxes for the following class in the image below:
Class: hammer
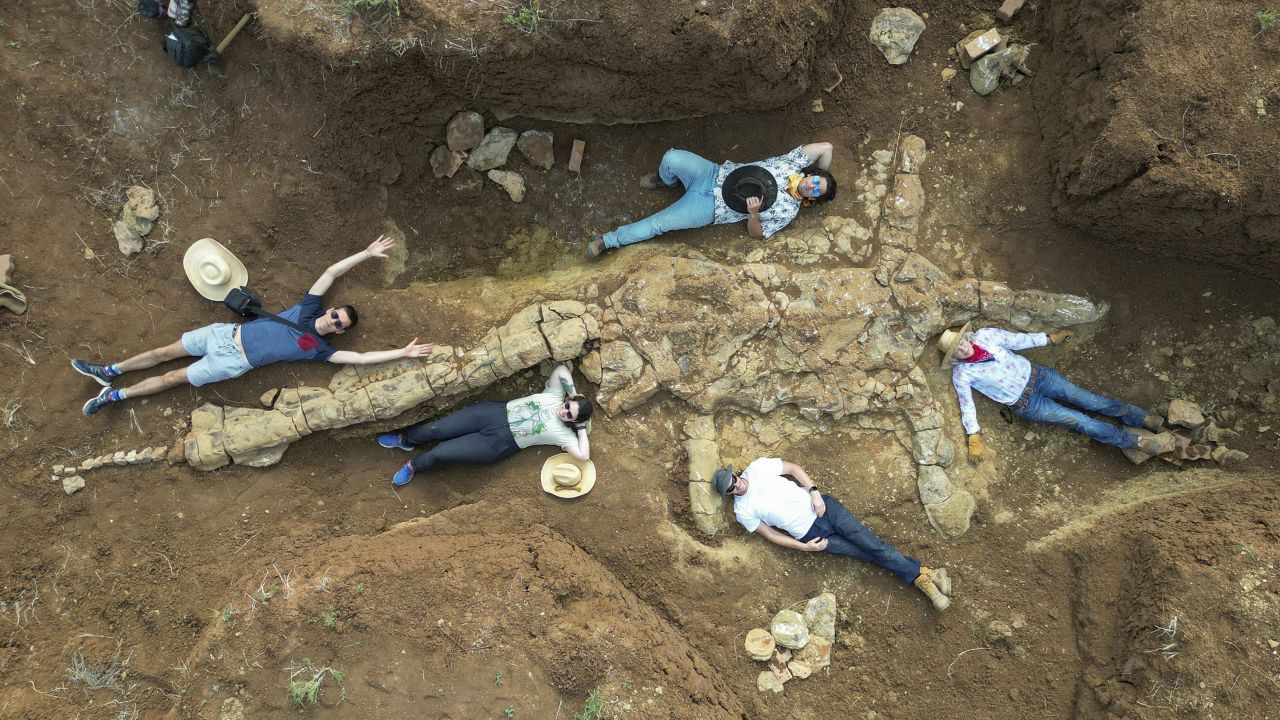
[207,13,252,75]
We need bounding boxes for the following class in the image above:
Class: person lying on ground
[73,235,432,416]
[714,458,952,610]
[378,363,592,486]
[586,142,838,258]
[138,0,194,27]
[938,323,1176,462]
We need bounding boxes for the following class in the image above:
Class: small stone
[429,144,465,178]
[962,28,1002,62]
[1211,446,1249,466]
[446,110,485,152]
[122,185,159,236]
[125,450,139,464]
[996,0,1026,22]
[1256,98,1267,117]
[868,8,926,65]
[467,127,519,171]
[811,98,824,113]
[568,139,586,173]
[113,221,144,256]
[787,660,813,679]
[62,475,85,495]
[1268,639,1279,649]
[113,451,128,466]
[986,620,1014,644]
[1011,613,1027,630]
[897,135,927,174]
[970,48,1011,95]
[770,609,810,649]
[80,461,93,472]
[803,593,838,643]
[516,130,555,170]
[745,628,776,661]
[83,247,95,260]
[757,670,785,693]
[1167,399,1205,428]
[52,464,65,475]
[0,254,13,284]
[486,169,526,202]
[166,443,185,465]
[941,67,957,81]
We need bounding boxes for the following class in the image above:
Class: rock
[112,451,128,466]
[794,636,833,670]
[125,450,139,464]
[996,0,1026,22]
[745,628,776,661]
[757,670,785,693]
[1211,446,1249,466]
[897,135,927,174]
[884,173,924,228]
[961,28,1001,63]
[446,110,485,152]
[568,139,586,173]
[803,593,838,643]
[1167,399,1205,428]
[467,127,518,171]
[0,254,12,284]
[581,350,602,384]
[430,144,465,178]
[487,169,526,202]
[787,660,813,679]
[970,48,1009,95]
[918,465,976,537]
[986,620,1014,645]
[869,8,926,65]
[79,461,93,472]
[811,98,824,113]
[770,609,810,649]
[121,185,159,236]
[113,221,144,256]
[62,475,85,495]
[516,130,555,170]
[52,464,64,475]
[1123,428,1157,465]
[1268,639,1279,649]
[941,67,957,81]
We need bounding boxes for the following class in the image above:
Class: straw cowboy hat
[936,320,974,368]
[540,454,597,499]
[183,237,248,301]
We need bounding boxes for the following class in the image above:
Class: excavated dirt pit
[1,1,1278,719]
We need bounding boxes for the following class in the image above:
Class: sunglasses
[329,310,344,330]
[561,399,578,422]
[806,176,823,197]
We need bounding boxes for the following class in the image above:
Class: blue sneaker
[391,463,415,486]
[82,387,115,416]
[71,359,114,387]
[377,432,414,451]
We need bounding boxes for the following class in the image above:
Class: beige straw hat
[540,453,597,499]
[936,320,974,368]
[183,237,248,301]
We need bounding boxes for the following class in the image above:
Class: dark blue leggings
[798,496,922,585]
[402,401,520,472]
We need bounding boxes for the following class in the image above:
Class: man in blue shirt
[73,235,432,416]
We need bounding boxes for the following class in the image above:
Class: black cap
[712,465,737,496]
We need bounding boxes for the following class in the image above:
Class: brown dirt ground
[1,2,1278,719]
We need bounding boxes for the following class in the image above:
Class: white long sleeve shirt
[951,327,1050,435]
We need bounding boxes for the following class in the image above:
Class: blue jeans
[402,401,520,472]
[602,148,718,249]
[798,496,921,585]
[1013,366,1146,449]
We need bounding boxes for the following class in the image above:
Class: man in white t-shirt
[377,364,591,486]
[713,458,953,610]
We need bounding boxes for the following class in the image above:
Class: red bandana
[963,344,993,363]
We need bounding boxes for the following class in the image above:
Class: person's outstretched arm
[564,427,590,461]
[329,338,432,365]
[308,235,395,297]
[548,363,576,396]
[754,523,827,552]
[801,142,834,170]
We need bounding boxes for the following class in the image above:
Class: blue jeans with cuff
[602,148,718,249]
[798,495,921,585]
[402,401,520,472]
[1013,366,1147,449]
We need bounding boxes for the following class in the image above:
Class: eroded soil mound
[1035,0,1280,278]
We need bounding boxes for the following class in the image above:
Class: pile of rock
[51,445,174,494]
[952,28,1032,96]
[745,593,837,693]
[1125,398,1249,466]
[429,110,556,203]
[113,185,161,256]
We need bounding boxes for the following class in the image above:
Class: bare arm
[746,196,764,239]
[564,427,590,461]
[328,338,432,365]
[308,235,395,297]
[548,363,576,396]
[780,460,826,517]
[754,523,827,552]
[801,142,834,171]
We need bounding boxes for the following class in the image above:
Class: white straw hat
[937,321,974,368]
[539,453,597,499]
[183,237,248,301]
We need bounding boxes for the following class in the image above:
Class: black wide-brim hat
[722,165,778,214]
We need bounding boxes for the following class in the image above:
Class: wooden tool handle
[216,13,252,54]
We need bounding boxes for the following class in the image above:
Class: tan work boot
[914,567,951,611]
[931,567,952,597]
[1141,413,1165,432]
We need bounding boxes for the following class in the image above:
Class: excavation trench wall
[1032,0,1280,279]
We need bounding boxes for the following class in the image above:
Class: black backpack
[164,27,209,68]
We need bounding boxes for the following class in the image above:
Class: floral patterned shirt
[951,327,1049,435]
[506,376,578,450]
[713,146,812,239]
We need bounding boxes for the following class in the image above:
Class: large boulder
[869,8,926,65]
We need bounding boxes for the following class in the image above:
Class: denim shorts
[181,323,254,387]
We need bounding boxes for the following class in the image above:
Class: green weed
[505,1,543,34]
[1236,543,1257,561]
[322,606,340,629]
[344,0,399,18]
[288,659,344,706]
[503,706,516,719]
[354,583,366,594]
[210,605,237,624]
[493,672,504,686]
[1258,9,1277,35]
[576,688,605,720]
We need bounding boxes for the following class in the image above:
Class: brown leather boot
[914,567,950,610]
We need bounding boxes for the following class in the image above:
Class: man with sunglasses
[74,235,432,416]
[713,458,953,611]
[586,142,838,258]
[377,363,592,486]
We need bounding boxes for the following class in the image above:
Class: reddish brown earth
[0,2,1278,720]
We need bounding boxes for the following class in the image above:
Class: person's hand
[401,338,433,358]
[810,491,826,517]
[1048,329,1074,344]
[366,234,396,258]
[967,434,985,464]
[746,196,763,216]
[802,537,828,552]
